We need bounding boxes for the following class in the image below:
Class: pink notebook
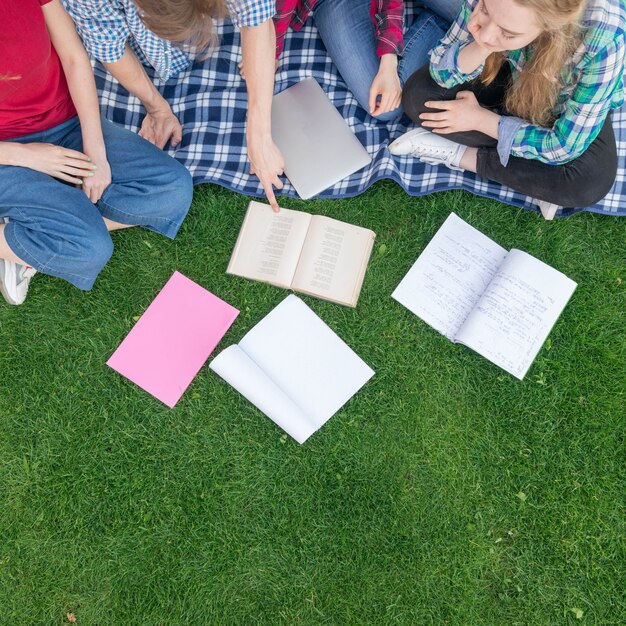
[107,271,239,407]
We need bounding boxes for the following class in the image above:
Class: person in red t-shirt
[0,0,192,305]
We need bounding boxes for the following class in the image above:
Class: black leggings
[402,65,618,207]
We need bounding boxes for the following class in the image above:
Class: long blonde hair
[133,0,229,56]
[481,0,585,126]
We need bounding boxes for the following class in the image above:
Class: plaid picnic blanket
[94,14,626,217]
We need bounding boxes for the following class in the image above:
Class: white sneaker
[0,258,36,305]
[535,199,560,220]
[389,127,465,170]
[0,219,37,305]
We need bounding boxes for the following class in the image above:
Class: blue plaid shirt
[429,0,625,165]
[64,0,276,82]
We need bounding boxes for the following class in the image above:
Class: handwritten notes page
[227,201,311,288]
[292,215,375,306]
[392,213,508,339]
[227,201,375,307]
[210,295,375,443]
[392,213,576,379]
[456,249,577,379]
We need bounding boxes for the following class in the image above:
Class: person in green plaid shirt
[390,0,625,213]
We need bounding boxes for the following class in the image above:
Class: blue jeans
[313,0,459,121]
[416,0,464,23]
[0,116,192,290]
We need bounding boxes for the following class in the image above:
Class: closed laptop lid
[271,78,372,200]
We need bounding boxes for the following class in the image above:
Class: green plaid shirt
[429,0,625,165]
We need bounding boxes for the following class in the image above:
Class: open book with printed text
[392,213,577,380]
[227,201,375,307]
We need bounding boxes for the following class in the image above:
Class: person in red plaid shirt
[272,0,459,120]
[244,0,461,209]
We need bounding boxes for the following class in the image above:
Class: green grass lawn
[1,182,624,625]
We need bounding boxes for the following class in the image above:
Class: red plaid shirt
[274,0,404,59]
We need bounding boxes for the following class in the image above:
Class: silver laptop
[271,78,372,200]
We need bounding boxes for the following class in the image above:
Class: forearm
[241,19,276,140]
[430,42,488,89]
[103,44,169,113]
[371,0,404,58]
[0,142,22,167]
[61,55,106,156]
[42,1,105,156]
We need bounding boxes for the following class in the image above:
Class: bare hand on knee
[10,143,98,184]
[369,54,401,117]
[139,104,183,149]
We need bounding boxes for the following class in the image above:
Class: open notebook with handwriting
[392,213,577,380]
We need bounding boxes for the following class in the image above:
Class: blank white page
[392,213,508,340]
[209,345,316,443]
[239,295,374,437]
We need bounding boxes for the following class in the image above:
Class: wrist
[247,111,272,140]
[478,108,501,138]
[143,92,171,115]
[1,142,26,168]
[379,53,398,70]
[82,138,107,161]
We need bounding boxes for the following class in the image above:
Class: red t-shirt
[0,0,77,140]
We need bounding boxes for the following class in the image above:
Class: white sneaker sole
[0,258,20,305]
[536,200,560,220]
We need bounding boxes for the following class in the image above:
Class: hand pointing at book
[248,132,284,213]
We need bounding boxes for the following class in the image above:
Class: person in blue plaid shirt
[390,0,625,213]
[63,0,284,207]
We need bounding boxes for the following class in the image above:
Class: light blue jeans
[313,0,462,121]
[0,116,192,290]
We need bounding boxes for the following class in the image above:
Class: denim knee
[161,162,193,213]
[90,229,115,273]
[68,226,114,287]
[98,158,193,239]
[36,223,114,291]
[155,162,193,236]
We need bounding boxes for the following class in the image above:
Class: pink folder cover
[107,271,239,407]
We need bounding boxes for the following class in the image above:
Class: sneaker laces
[407,136,463,170]
[409,142,450,158]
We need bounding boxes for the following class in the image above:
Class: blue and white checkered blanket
[94,16,626,217]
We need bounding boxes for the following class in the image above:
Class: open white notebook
[209,295,374,443]
[227,201,375,307]
[392,213,577,380]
